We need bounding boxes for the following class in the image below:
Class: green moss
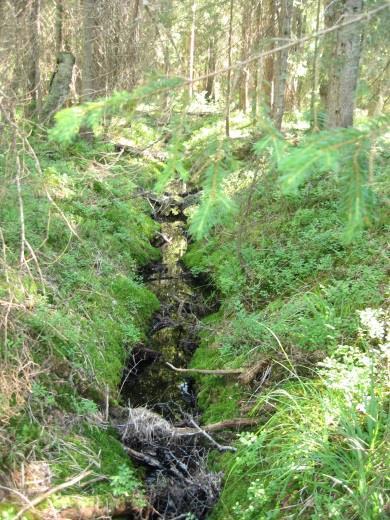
[190,314,246,423]
[0,135,161,485]
[0,504,35,519]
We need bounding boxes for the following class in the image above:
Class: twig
[14,469,93,519]
[186,418,237,452]
[15,154,26,266]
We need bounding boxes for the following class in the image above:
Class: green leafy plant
[110,464,141,497]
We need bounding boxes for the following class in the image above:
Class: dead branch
[175,417,259,436]
[166,360,271,385]
[14,470,93,519]
[238,359,271,385]
[166,362,243,376]
[124,447,163,470]
[185,418,237,452]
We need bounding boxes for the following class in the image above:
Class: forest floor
[0,110,388,519]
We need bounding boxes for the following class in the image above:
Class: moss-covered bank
[0,138,161,515]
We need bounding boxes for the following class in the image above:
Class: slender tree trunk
[238,2,252,112]
[252,0,263,118]
[263,0,275,111]
[205,38,216,102]
[27,0,41,115]
[326,0,363,128]
[368,59,390,116]
[272,0,293,130]
[310,0,322,130]
[188,1,196,98]
[82,0,96,100]
[55,0,63,54]
[225,0,234,137]
[128,0,141,89]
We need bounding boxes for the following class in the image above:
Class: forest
[0,0,389,518]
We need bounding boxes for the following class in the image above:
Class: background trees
[0,0,388,129]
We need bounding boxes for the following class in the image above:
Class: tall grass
[219,331,389,519]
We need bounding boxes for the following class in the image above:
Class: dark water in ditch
[121,191,208,415]
[118,185,220,519]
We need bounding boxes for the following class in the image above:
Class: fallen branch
[166,362,243,376]
[166,360,271,385]
[175,417,259,436]
[14,469,93,520]
[186,419,237,452]
[124,447,163,470]
[238,359,271,385]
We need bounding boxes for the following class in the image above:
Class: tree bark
[82,0,96,100]
[41,52,75,122]
[27,0,42,115]
[188,0,196,98]
[272,0,293,130]
[262,0,275,111]
[128,0,141,89]
[238,2,252,112]
[251,0,263,118]
[310,0,322,130]
[205,38,216,102]
[55,0,63,54]
[326,0,364,128]
[225,0,234,136]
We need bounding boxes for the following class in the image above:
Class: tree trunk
[272,0,293,130]
[310,0,322,130]
[262,0,275,111]
[41,52,75,122]
[205,38,216,102]
[188,0,196,99]
[225,0,234,136]
[27,0,41,115]
[251,0,263,118]
[368,60,390,116]
[238,2,252,112]
[326,0,363,128]
[128,0,141,89]
[55,0,63,54]
[82,0,96,100]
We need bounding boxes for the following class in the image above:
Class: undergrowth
[0,129,160,511]
[0,99,388,518]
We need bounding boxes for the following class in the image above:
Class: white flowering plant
[224,306,389,519]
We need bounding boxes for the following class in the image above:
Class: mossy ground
[0,130,161,514]
[184,160,388,519]
[0,111,388,519]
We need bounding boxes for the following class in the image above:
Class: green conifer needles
[254,116,389,242]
